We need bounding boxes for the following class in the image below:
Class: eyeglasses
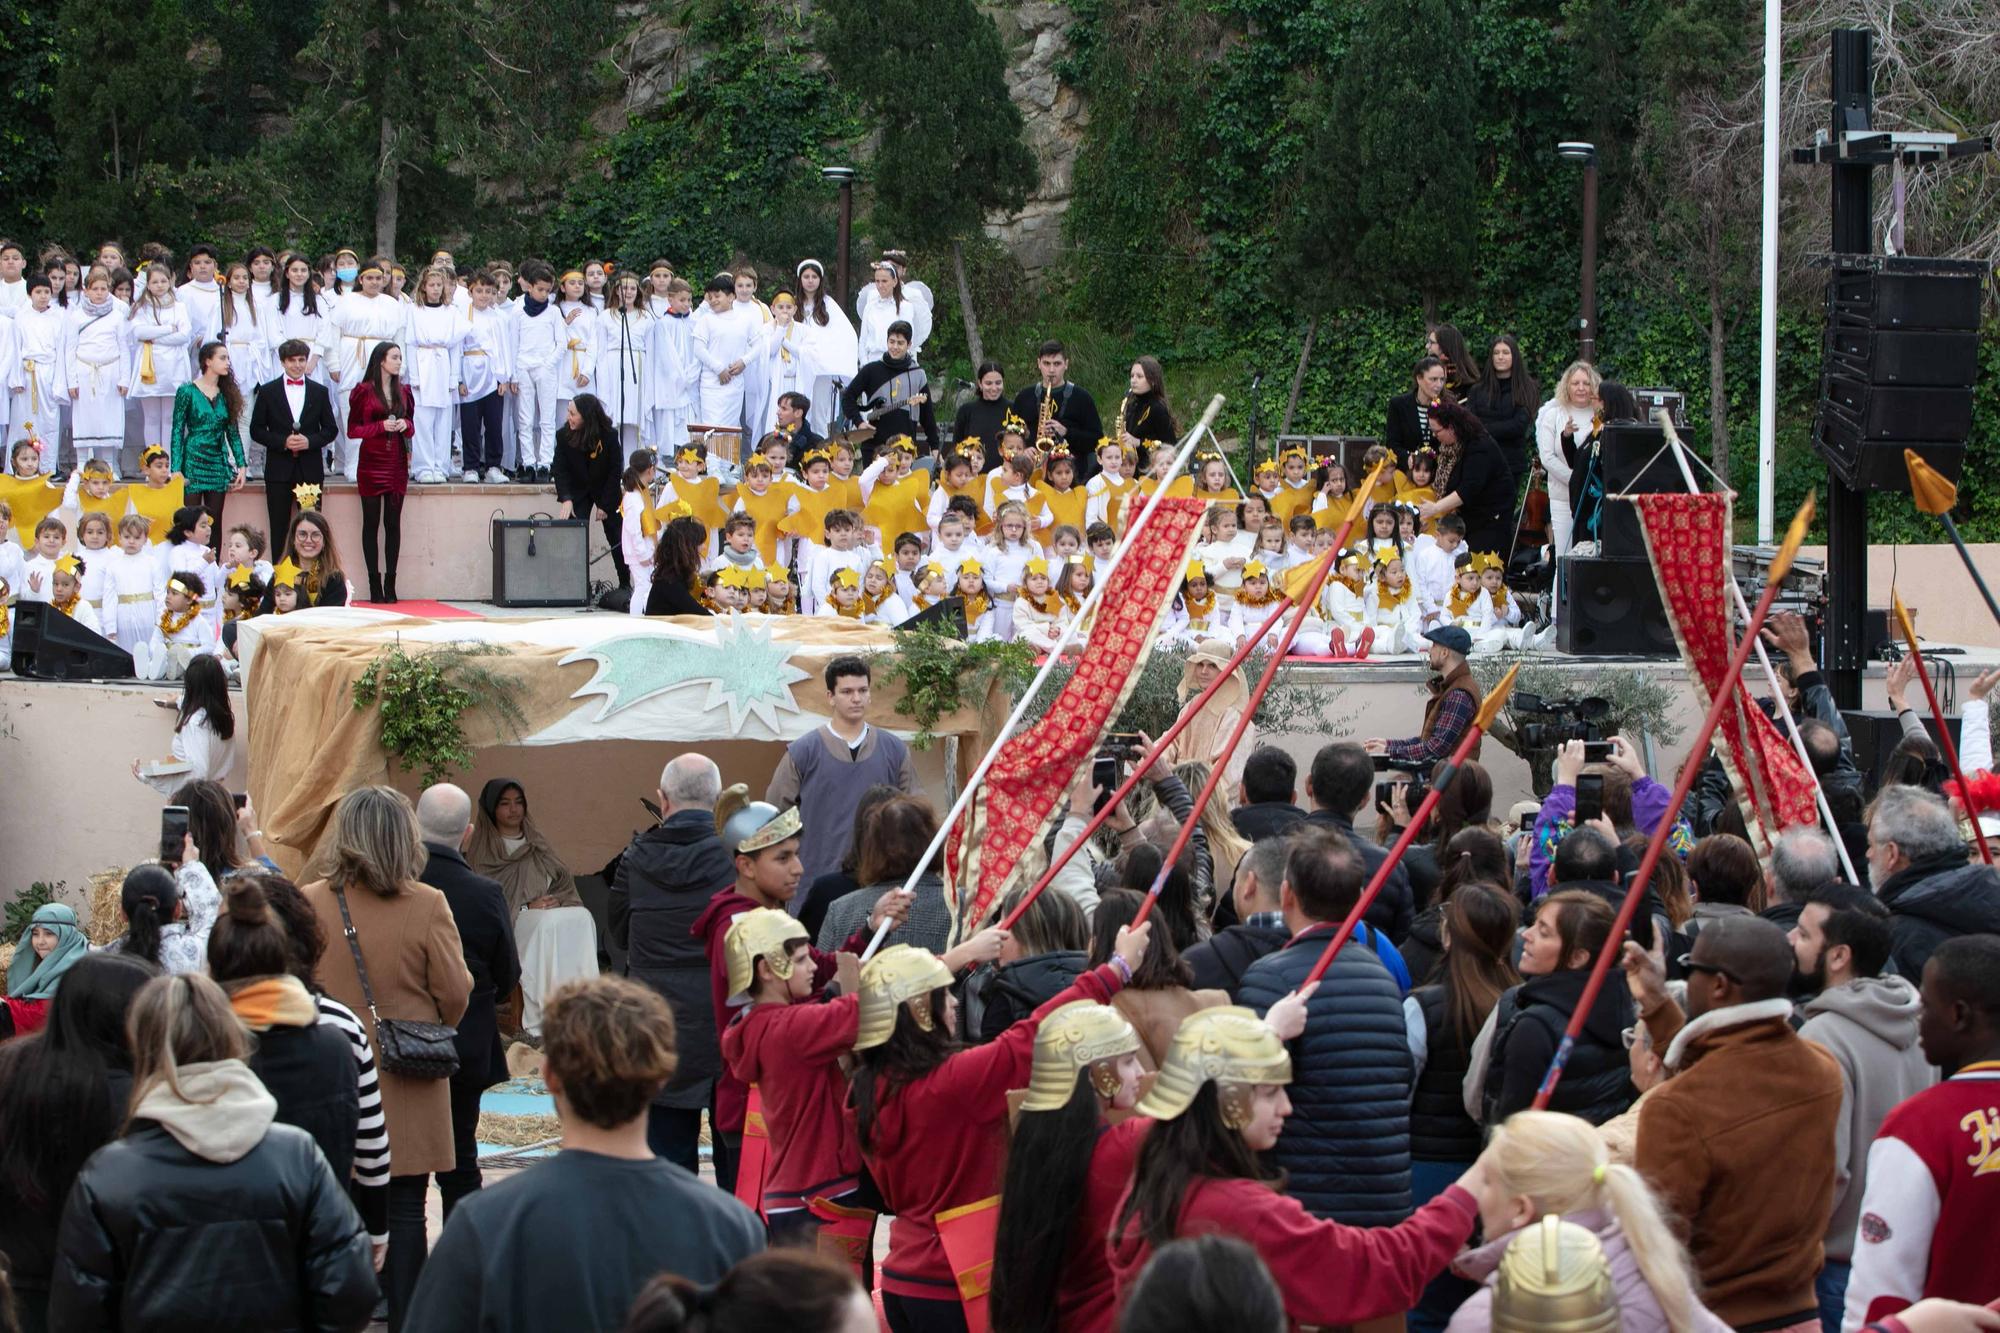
[1676,952,1742,984]
[1620,1024,1640,1050]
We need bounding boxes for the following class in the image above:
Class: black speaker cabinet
[9,602,136,679]
[1842,708,1963,792]
[1595,423,1696,562]
[491,517,589,607]
[1557,555,1679,658]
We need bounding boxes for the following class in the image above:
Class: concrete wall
[1799,543,2000,649]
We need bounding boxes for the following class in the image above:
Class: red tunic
[347,380,414,498]
[720,992,864,1215]
[1057,1116,1150,1333]
[1107,1176,1477,1331]
[692,888,865,1135]
[859,963,1125,1302]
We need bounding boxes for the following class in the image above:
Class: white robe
[219,304,275,392]
[554,301,595,402]
[855,290,931,364]
[691,304,757,435]
[753,320,810,438]
[13,305,65,448]
[176,280,224,372]
[793,298,859,433]
[645,311,696,450]
[594,307,651,430]
[124,302,194,400]
[404,304,461,410]
[318,292,411,400]
[514,902,599,1036]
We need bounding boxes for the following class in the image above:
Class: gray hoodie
[1797,976,1938,1260]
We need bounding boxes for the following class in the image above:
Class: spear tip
[1769,491,1816,586]
[1905,449,1958,516]
[1474,663,1521,730]
[1891,589,1919,652]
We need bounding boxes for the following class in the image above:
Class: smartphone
[160,805,190,865]
[1099,732,1142,757]
[1574,772,1605,825]
[1582,739,1613,765]
[232,792,248,811]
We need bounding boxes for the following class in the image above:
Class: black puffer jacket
[1483,968,1633,1128]
[974,951,1087,1043]
[1411,985,1483,1162]
[1184,922,1288,998]
[52,1122,375,1332]
[1877,851,2000,979]
[1237,923,1413,1225]
[249,1022,361,1186]
[1302,810,1415,943]
[1400,906,1444,988]
[609,810,737,1109]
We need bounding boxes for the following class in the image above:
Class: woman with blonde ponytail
[1447,1110,1731,1333]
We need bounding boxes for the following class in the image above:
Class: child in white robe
[136,569,218,681]
[596,275,651,461]
[619,451,659,616]
[404,266,461,483]
[507,262,566,477]
[644,279,696,453]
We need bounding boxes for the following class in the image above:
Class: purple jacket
[1529,776,1691,899]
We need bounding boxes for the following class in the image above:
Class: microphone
[954,378,975,390]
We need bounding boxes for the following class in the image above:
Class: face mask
[336,266,359,284]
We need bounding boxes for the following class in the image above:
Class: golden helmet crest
[714,784,802,855]
[1021,1001,1142,1113]
[1134,1006,1291,1123]
[722,907,810,1004]
[1489,1216,1624,1333]
[854,944,954,1051]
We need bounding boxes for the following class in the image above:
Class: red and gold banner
[935,1194,1002,1333]
[1633,493,1820,846]
[946,497,1208,931]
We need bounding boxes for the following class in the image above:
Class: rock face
[981,2,1085,278]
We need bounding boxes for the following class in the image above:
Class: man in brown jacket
[1624,916,1843,1333]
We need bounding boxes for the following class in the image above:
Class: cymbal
[828,423,877,447]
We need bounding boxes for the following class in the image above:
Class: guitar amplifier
[491,517,589,607]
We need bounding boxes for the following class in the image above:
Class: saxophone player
[1010,339,1104,480]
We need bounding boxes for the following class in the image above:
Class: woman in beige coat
[304,785,472,1331]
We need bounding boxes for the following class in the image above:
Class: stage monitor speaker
[1596,424,1696,561]
[901,595,968,638]
[1842,708,1962,793]
[1556,555,1679,658]
[1814,256,1985,493]
[491,517,589,608]
[9,602,136,680]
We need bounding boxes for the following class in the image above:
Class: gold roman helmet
[1135,1006,1291,1129]
[722,907,811,1004]
[1489,1216,1623,1333]
[714,783,802,856]
[1021,1001,1143,1112]
[854,944,954,1051]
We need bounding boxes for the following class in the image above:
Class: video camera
[1512,693,1614,763]
[1372,755,1431,818]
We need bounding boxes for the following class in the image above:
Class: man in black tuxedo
[414,783,521,1223]
[1011,339,1104,481]
[250,337,338,548]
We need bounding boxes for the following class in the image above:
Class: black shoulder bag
[333,884,460,1080]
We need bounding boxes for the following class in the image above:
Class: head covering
[722,907,811,1004]
[467,778,582,916]
[715,784,801,855]
[269,558,302,590]
[1489,1216,1623,1333]
[1021,1000,1143,1113]
[1424,624,1473,656]
[854,945,954,1051]
[7,902,90,1001]
[1135,1006,1292,1123]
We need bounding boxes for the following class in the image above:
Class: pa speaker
[1556,555,1678,658]
[1841,708,1962,792]
[491,517,589,607]
[9,602,136,679]
[1596,424,1696,561]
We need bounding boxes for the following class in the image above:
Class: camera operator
[1528,736,1691,902]
[1363,625,1483,767]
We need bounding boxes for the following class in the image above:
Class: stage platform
[6,643,1978,904]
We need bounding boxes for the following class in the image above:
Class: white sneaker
[421,469,448,485]
[483,468,509,485]
[461,469,480,484]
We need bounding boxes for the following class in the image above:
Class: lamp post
[1558,141,1599,365]
[821,166,856,304]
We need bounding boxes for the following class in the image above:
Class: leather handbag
[333,884,460,1080]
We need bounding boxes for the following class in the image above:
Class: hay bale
[0,940,12,996]
[476,1112,563,1148]
[86,867,130,946]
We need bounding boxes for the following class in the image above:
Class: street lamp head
[1556,141,1597,165]
[820,166,856,184]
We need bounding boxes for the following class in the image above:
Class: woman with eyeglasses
[1468,888,1635,1128]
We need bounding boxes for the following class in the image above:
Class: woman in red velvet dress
[347,341,414,602]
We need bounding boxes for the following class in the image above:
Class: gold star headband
[887,435,917,458]
[270,557,302,588]
[1281,445,1309,464]
[54,554,83,577]
[659,499,695,522]
[676,445,703,463]
[958,558,984,576]
[293,483,322,510]
[953,437,983,461]
[1254,458,1279,477]
[1185,561,1209,582]
[830,568,860,589]
[1470,551,1505,574]
[142,444,170,467]
[226,566,253,588]
[802,448,833,467]
[1242,559,1268,580]
[1024,556,1050,577]
[1001,412,1028,436]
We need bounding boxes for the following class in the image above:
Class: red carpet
[349,598,483,619]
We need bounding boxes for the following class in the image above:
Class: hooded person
[3,902,91,1038]
[1163,638,1257,796]
[1107,1006,1486,1330]
[692,785,905,1195]
[467,777,598,1037]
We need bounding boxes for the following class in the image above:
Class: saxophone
[1038,383,1056,444]
[1117,394,1130,442]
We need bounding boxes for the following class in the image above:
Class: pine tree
[818,0,1036,363]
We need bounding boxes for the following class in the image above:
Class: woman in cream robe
[467,777,599,1036]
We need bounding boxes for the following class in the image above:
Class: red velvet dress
[347,380,414,498]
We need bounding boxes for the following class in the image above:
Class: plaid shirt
[1387,684,1477,764]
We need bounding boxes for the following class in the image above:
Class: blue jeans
[1816,1260,1850,1333]
[1408,1157,1481,1333]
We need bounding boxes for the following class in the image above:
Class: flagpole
[1904,449,2000,631]
[997,461,1389,933]
[1127,466,1391,930]
[1892,594,1993,865]
[1653,413,1859,884]
[1533,493,1814,1110]
[858,394,1227,962]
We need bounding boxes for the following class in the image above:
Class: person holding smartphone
[1528,735,1692,902]
[132,653,246,794]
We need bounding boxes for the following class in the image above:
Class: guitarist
[839,320,940,466]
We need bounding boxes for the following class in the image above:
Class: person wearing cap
[692,785,907,1193]
[851,924,1150,1333]
[992,991,1312,1333]
[1364,623,1484,766]
[1107,1006,1490,1329]
[721,908,1003,1252]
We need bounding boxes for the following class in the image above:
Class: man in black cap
[1363,625,1484,765]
